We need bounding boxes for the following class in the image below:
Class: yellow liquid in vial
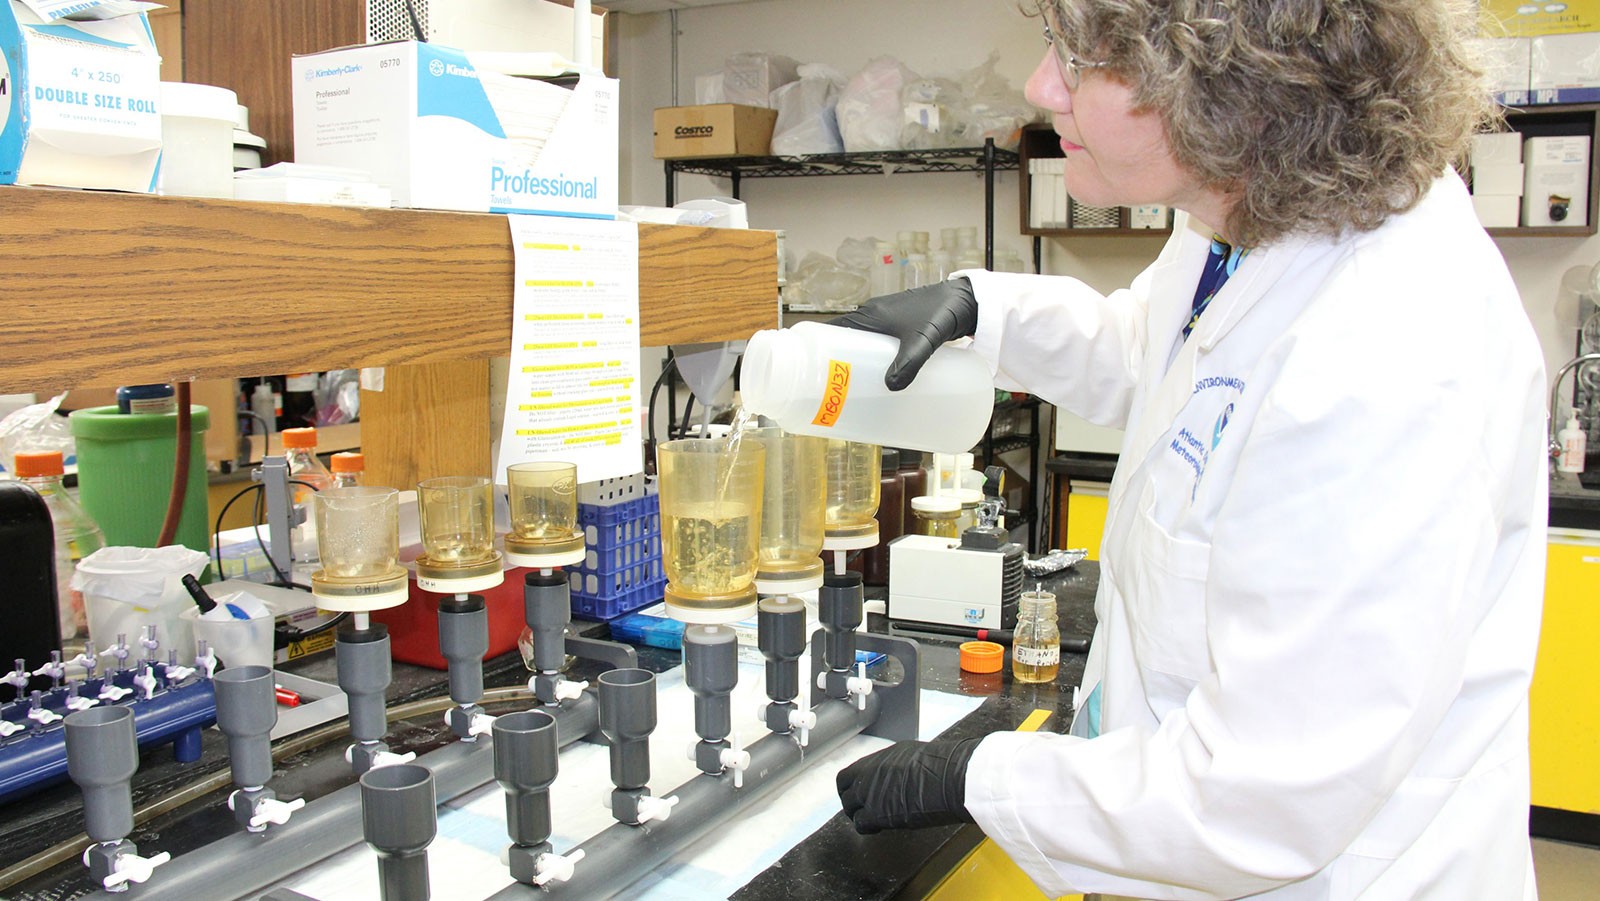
[664,504,756,599]
[1011,659,1060,683]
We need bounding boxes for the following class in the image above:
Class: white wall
[616,0,1596,408]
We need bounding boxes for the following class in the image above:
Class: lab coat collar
[1189,232,1312,352]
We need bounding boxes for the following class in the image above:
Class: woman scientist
[833,1,1548,898]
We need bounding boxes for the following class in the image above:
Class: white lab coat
[960,174,1547,900]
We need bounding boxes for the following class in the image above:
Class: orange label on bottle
[812,360,851,427]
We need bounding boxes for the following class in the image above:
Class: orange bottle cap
[281,427,318,449]
[12,450,64,478]
[331,452,364,473]
[959,640,1004,674]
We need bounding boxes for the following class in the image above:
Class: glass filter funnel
[414,476,504,594]
[310,487,410,610]
[504,461,585,568]
[748,427,827,595]
[822,440,881,551]
[657,437,765,623]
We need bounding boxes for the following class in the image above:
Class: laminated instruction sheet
[497,215,643,484]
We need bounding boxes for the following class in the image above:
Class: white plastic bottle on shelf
[954,226,985,271]
[1559,412,1587,474]
[14,450,105,640]
[869,240,901,297]
[904,252,931,290]
[741,320,994,453]
[250,381,277,439]
[281,427,334,563]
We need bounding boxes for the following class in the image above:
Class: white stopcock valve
[132,667,158,701]
[99,683,133,702]
[533,848,587,886]
[369,749,417,769]
[635,794,680,825]
[0,719,26,737]
[468,711,498,738]
[789,705,818,747]
[555,678,589,702]
[91,849,171,890]
[846,661,873,712]
[719,733,751,789]
[249,796,306,829]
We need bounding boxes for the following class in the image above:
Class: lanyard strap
[1184,235,1248,339]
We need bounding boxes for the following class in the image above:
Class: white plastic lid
[1567,413,1582,431]
[953,488,983,506]
[160,82,239,122]
[234,103,250,130]
[912,495,961,514]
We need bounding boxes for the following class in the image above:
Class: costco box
[653,104,776,160]
[292,41,617,217]
[0,1,162,192]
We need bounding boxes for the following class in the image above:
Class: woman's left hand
[836,737,981,833]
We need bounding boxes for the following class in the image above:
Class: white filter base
[416,571,506,595]
[504,547,587,569]
[311,584,410,612]
[822,531,880,551]
[664,600,758,624]
[755,573,824,595]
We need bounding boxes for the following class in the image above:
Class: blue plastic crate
[568,493,666,620]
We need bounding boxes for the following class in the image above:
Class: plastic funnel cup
[597,668,656,790]
[360,763,437,901]
[657,438,765,620]
[417,477,495,565]
[64,705,138,843]
[212,665,277,788]
[505,462,583,561]
[315,487,401,579]
[492,710,559,846]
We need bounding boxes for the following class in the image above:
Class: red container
[371,567,534,670]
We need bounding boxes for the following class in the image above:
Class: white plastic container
[158,82,239,198]
[741,320,993,453]
[74,545,211,662]
[181,605,276,670]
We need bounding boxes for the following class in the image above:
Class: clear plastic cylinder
[912,495,962,538]
[417,476,496,565]
[311,487,408,610]
[824,440,881,539]
[748,428,827,592]
[657,438,765,621]
[505,461,584,563]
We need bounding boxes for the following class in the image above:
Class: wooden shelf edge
[0,186,779,392]
[1488,226,1598,238]
[1025,227,1174,238]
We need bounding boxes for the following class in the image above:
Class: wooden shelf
[1021,227,1173,238]
[0,186,778,392]
[0,185,778,488]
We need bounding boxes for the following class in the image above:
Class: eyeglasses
[1042,21,1108,91]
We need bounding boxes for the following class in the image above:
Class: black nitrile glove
[836,737,981,834]
[831,276,978,391]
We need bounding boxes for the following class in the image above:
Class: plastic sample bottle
[869,240,901,297]
[1559,413,1587,474]
[911,495,961,538]
[904,252,930,290]
[331,452,365,488]
[115,383,176,415]
[13,450,105,640]
[249,380,277,439]
[1012,588,1061,683]
[281,427,333,563]
[741,321,995,454]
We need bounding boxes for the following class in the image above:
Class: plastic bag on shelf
[723,51,799,108]
[899,77,961,150]
[696,72,726,104]
[837,56,919,152]
[315,369,360,426]
[951,53,1037,151]
[770,63,846,156]
[835,236,878,271]
[0,392,72,474]
[787,251,870,310]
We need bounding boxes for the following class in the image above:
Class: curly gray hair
[1035,0,1497,247]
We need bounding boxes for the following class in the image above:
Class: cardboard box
[1483,0,1600,36]
[1472,131,1524,165]
[0,1,162,192]
[1471,37,1532,105]
[653,104,776,160]
[1531,32,1600,103]
[1471,163,1525,196]
[1472,193,1521,228]
[291,41,618,217]
[1522,135,1590,227]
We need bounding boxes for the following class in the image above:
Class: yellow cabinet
[1531,529,1600,814]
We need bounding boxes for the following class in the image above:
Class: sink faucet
[1548,353,1600,461]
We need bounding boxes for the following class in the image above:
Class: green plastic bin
[69,405,211,558]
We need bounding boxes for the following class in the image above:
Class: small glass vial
[331,452,364,488]
[911,495,961,538]
[1012,589,1061,683]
